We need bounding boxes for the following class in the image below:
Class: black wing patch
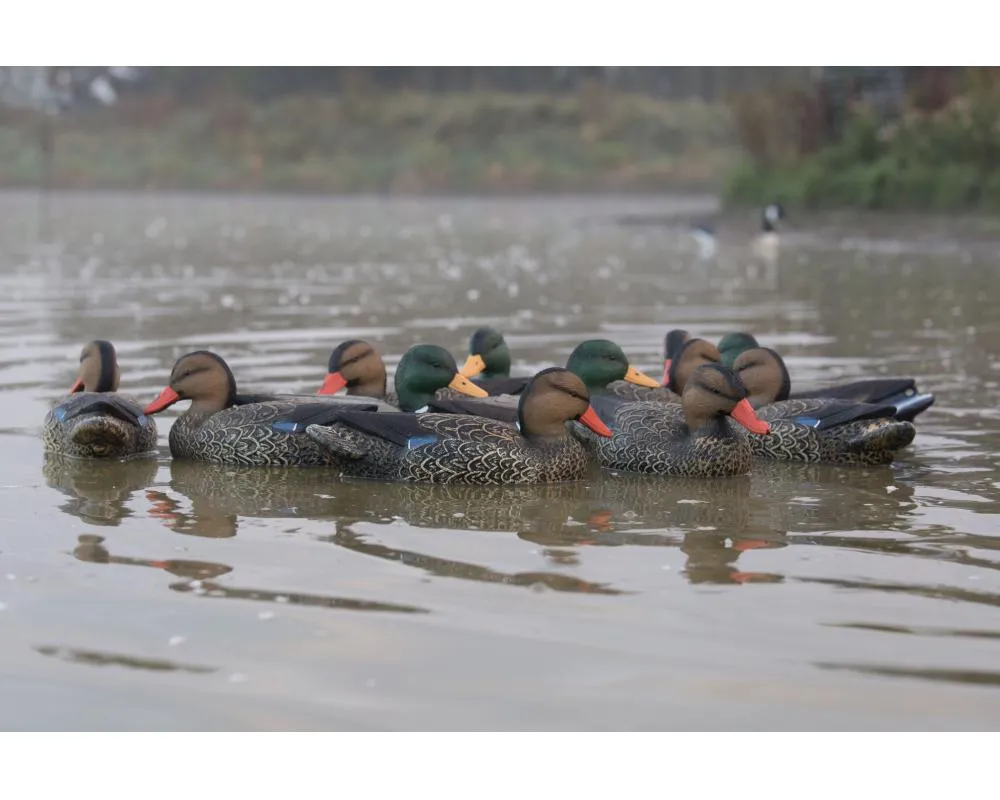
[474,376,530,396]
[790,378,916,404]
[791,401,899,431]
[269,402,381,434]
[427,398,519,424]
[326,410,435,449]
[56,394,145,427]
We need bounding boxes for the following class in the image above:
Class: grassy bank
[0,90,739,194]
[725,76,1000,211]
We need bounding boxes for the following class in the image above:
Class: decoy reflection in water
[43,454,158,527]
[732,346,917,465]
[572,363,770,478]
[306,367,612,485]
[717,331,935,421]
[143,346,485,467]
[42,340,158,460]
[73,533,233,581]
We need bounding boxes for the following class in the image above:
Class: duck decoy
[664,337,722,394]
[452,326,545,397]
[717,331,935,421]
[142,346,486,466]
[570,363,771,478]
[303,367,613,485]
[731,346,916,465]
[42,340,158,460]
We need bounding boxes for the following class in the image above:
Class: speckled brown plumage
[732,347,917,465]
[570,364,770,478]
[571,399,755,477]
[165,400,355,467]
[304,367,609,485]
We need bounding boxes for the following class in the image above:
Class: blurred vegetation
[725,67,1000,210]
[0,83,741,193]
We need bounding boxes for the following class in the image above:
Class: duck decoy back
[572,363,770,478]
[459,326,511,380]
[43,339,158,460]
[731,347,917,465]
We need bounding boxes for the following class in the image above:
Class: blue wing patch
[271,420,304,434]
[793,416,822,428]
[406,434,438,450]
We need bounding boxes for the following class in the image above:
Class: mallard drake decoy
[42,340,158,460]
[455,335,664,403]
[143,347,486,466]
[717,331,934,421]
[570,363,771,478]
[732,346,916,465]
[452,325,544,397]
[304,367,613,485]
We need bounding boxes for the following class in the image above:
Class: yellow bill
[459,353,487,378]
[448,372,489,397]
[625,365,661,388]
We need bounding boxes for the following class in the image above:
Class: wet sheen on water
[2,190,1000,730]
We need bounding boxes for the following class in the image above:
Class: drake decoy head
[394,344,488,412]
[566,339,661,395]
[459,326,511,380]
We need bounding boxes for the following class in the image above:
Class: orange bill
[144,387,181,415]
[661,359,672,387]
[730,398,770,435]
[317,371,348,395]
[448,372,489,398]
[69,378,85,393]
[459,354,487,378]
[625,365,661,389]
[578,405,613,438]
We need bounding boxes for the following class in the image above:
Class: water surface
[2,190,1000,730]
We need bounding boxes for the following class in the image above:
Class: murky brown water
[3,190,1000,730]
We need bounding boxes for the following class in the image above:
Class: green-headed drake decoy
[143,347,486,466]
[570,363,771,478]
[732,346,916,465]
[42,340,158,460]
[304,367,612,485]
[455,336,664,403]
[718,331,934,421]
